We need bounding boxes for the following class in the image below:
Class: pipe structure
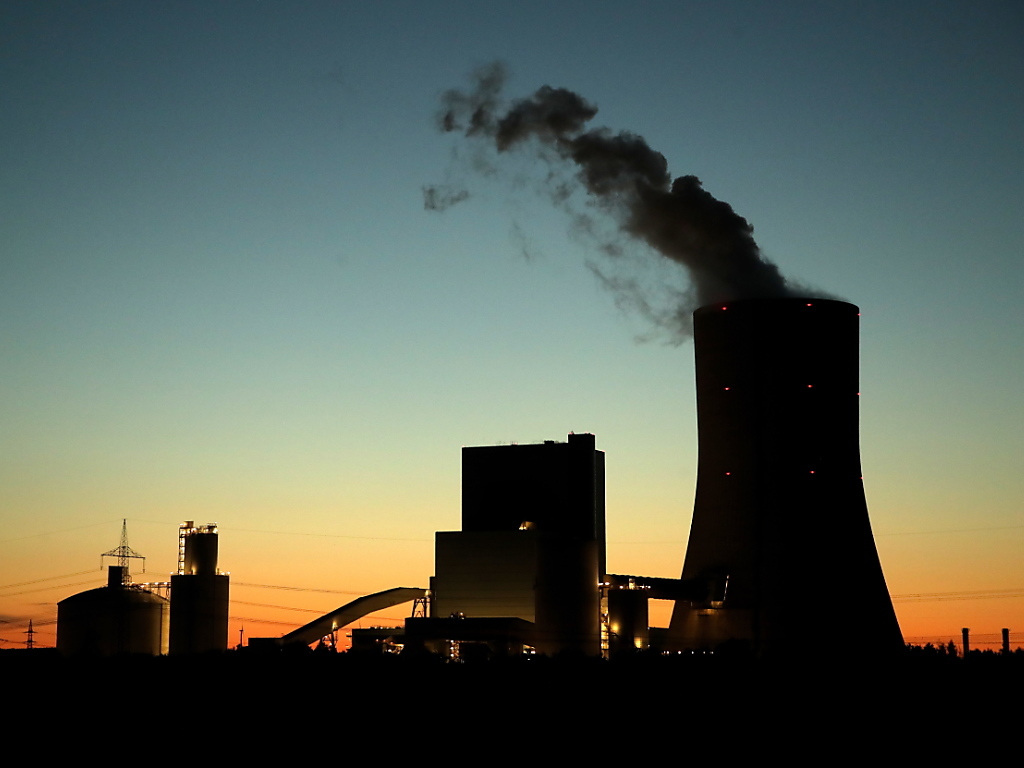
[255,587,426,649]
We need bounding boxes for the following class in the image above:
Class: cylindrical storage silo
[183,529,218,575]
[57,569,169,656]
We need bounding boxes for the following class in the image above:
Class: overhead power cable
[0,570,96,590]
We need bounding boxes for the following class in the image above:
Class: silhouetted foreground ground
[7,646,1023,736]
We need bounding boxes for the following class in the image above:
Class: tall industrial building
[169,522,229,655]
[422,433,606,656]
[668,298,903,655]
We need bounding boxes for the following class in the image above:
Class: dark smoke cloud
[422,184,470,212]
[431,63,806,339]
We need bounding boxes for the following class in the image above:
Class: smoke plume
[429,63,806,339]
[422,184,470,212]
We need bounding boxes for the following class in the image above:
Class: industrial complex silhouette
[57,522,229,656]
[56,297,902,658]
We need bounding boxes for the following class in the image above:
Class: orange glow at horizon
[4,500,1022,653]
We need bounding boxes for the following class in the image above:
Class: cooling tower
[668,298,902,656]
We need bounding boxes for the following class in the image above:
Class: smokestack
[962,627,970,656]
[668,298,902,657]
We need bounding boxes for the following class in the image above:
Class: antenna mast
[101,519,146,587]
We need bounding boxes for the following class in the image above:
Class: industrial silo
[57,565,169,656]
[170,522,229,654]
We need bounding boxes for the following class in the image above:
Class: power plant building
[415,433,606,657]
[55,299,903,660]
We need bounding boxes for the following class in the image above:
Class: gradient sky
[3,1,1022,651]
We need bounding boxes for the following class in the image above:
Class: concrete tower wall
[669,298,902,656]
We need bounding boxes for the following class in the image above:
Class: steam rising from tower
[431,67,900,654]
[429,63,815,338]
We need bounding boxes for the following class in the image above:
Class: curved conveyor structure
[275,586,426,648]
